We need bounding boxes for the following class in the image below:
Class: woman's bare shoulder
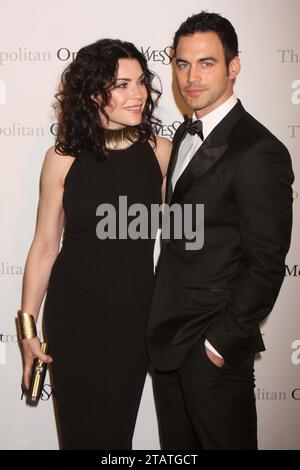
[41,146,76,187]
[149,137,172,178]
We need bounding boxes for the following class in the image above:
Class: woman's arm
[19,146,75,388]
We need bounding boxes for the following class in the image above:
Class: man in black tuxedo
[147,12,294,449]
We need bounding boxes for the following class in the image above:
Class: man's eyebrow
[176,56,218,64]
[198,56,218,63]
[176,58,189,64]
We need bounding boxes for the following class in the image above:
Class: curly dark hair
[54,39,161,160]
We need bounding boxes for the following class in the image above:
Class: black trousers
[152,341,257,450]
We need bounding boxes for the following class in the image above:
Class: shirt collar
[192,94,238,141]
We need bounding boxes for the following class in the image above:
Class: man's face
[175,31,240,118]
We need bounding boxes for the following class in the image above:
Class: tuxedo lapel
[165,122,187,205]
[170,100,245,204]
[171,141,229,203]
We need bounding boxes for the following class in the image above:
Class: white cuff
[204,339,223,359]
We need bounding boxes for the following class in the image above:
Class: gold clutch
[28,342,49,404]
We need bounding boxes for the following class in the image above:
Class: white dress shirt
[171,94,238,359]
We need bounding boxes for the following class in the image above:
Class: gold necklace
[103,127,140,150]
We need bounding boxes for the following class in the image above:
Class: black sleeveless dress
[43,141,162,449]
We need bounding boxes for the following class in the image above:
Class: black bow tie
[184,115,204,141]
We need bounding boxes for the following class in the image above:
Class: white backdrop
[0,0,299,450]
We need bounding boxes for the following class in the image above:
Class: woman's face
[94,58,148,129]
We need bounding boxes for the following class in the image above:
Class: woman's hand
[21,337,53,390]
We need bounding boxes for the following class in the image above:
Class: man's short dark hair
[173,11,239,67]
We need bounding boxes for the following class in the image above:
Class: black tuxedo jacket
[147,100,294,370]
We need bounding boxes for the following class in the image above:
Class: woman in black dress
[18,39,171,449]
